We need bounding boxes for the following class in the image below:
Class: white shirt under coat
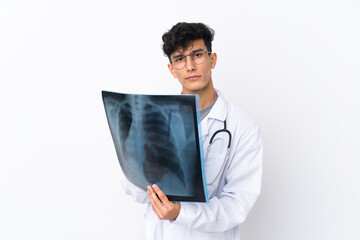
[122,90,263,240]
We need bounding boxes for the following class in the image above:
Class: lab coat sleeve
[173,126,263,232]
[121,178,150,204]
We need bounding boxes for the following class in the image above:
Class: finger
[152,184,170,205]
[147,185,163,206]
[147,186,159,207]
[148,185,167,211]
[147,186,163,217]
[147,189,158,210]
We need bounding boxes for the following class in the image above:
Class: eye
[174,56,184,62]
[193,52,204,58]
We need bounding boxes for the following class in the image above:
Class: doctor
[122,22,263,239]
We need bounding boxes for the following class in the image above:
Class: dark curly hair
[162,22,215,60]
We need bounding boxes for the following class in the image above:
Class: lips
[186,75,201,80]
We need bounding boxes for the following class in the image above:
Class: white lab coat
[122,90,263,240]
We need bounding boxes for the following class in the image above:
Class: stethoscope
[205,119,232,185]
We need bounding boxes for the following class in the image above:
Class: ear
[210,53,217,69]
[168,63,178,78]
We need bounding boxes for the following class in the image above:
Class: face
[168,39,217,95]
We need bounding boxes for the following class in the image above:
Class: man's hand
[147,184,181,221]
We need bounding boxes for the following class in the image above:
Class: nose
[185,55,196,71]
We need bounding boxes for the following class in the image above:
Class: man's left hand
[147,184,181,221]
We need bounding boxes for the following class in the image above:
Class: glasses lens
[192,51,206,65]
[172,56,185,70]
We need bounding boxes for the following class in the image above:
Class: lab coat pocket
[205,152,226,196]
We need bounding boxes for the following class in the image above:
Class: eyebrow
[171,49,205,59]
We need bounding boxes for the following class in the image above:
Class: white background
[1,0,359,239]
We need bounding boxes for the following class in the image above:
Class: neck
[183,81,217,110]
[199,89,217,110]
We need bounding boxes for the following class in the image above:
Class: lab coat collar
[201,89,228,137]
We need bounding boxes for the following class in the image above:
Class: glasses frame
[170,49,212,70]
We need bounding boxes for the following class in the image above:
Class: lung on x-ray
[102,91,208,202]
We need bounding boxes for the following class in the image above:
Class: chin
[186,83,208,93]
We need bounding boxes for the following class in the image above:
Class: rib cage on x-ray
[103,91,208,202]
[141,103,185,184]
[118,95,185,187]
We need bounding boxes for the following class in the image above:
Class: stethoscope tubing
[208,120,232,148]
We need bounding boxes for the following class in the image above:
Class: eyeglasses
[170,49,211,70]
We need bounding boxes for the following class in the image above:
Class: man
[122,22,263,239]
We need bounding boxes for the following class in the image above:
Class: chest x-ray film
[102,91,209,202]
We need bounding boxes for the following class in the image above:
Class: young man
[122,22,263,239]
